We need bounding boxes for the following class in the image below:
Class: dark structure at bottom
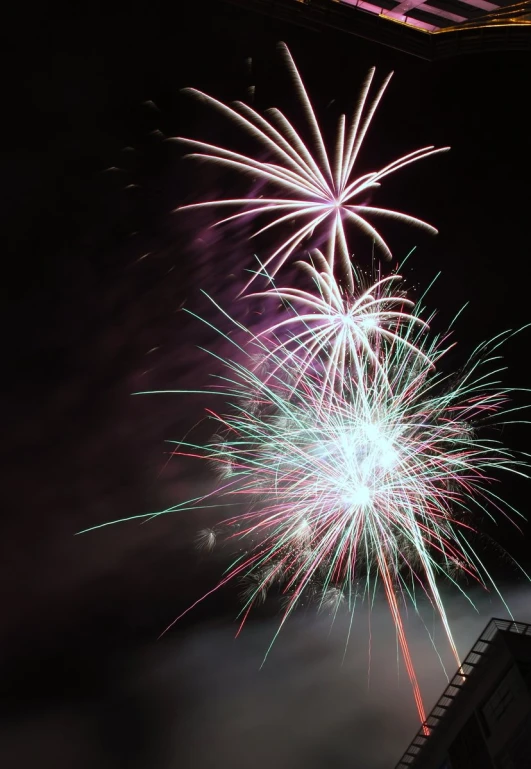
[395,618,531,768]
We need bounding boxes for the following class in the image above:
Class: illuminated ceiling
[339,0,531,33]
[227,0,531,58]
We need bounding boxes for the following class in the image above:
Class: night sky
[2,3,531,768]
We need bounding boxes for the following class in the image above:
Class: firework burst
[180,315,525,723]
[248,249,433,391]
[84,43,529,729]
[88,299,527,724]
[175,43,448,293]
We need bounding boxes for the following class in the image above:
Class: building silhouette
[395,618,531,769]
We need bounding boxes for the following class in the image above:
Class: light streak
[248,249,433,391]
[175,43,448,293]
[84,43,529,727]
[88,304,528,724]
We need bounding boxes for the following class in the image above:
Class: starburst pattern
[176,43,448,293]
[181,318,525,724]
[249,249,432,390]
[84,43,529,729]
[87,304,528,725]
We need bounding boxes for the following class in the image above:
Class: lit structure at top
[340,0,531,34]
[227,0,531,58]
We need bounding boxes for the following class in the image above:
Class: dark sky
[2,3,531,768]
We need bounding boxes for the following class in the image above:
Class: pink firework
[175,43,449,292]
[247,249,434,392]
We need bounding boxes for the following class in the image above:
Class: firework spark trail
[199,317,526,727]
[247,249,433,391]
[174,43,448,293]
[85,295,529,724]
[83,43,530,728]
